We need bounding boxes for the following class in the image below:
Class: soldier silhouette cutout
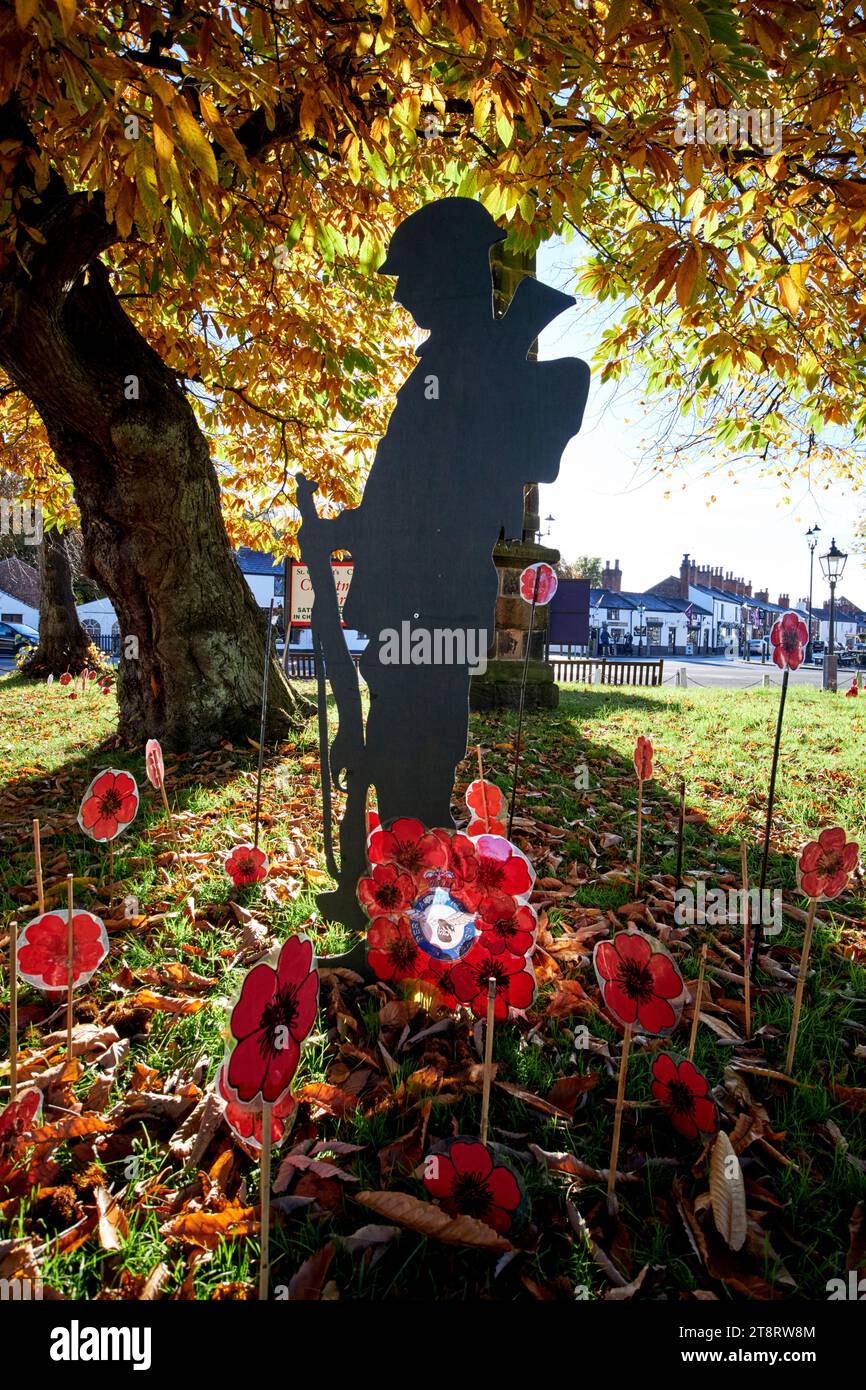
[296,197,590,952]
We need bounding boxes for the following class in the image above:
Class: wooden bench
[552,657,665,687]
[286,651,361,679]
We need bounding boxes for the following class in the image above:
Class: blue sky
[535,241,865,608]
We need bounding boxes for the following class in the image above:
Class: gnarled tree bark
[19,527,94,678]
[0,108,308,749]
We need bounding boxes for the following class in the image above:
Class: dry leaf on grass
[287,1241,336,1300]
[94,1185,129,1251]
[160,1205,258,1248]
[357,1190,512,1252]
[709,1131,747,1251]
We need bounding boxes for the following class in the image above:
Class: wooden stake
[740,842,752,1039]
[159,780,187,888]
[754,666,789,974]
[66,873,74,1061]
[476,745,490,833]
[607,1024,632,1212]
[480,977,497,1144]
[688,944,708,1063]
[33,818,44,915]
[258,1102,273,1300]
[507,568,540,839]
[254,601,277,850]
[675,779,686,889]
[9,920,18,1103]
[108,839,114,905]
[785,897,817,1075]
[634,780,644,896]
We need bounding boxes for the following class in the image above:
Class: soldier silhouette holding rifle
[296,197,590,942]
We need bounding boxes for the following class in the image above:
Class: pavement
[553,651,851,690]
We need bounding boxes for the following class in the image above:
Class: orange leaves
[160,1205,259,1249]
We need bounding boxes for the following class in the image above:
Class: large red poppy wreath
[360,820,537,1020]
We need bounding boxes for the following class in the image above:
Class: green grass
[0,673,863,1302]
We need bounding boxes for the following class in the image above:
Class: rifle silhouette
[295,473,371,968]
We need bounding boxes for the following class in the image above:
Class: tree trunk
[0,194,308,751]
[19,528,94,678]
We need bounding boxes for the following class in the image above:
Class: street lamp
[819,537,848,692]
[805,524,821,664]
[638,602,646,655]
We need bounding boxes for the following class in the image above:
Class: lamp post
[805,524,821,664]
[638,602,646,655]
[820,538,848,692]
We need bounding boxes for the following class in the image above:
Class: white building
[0,585,39,630]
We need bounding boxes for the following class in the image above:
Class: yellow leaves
[54,0,75,34]
[15,0,39,26]
[676,244,703,308]
[172,96,218,184]
[299,88,322,140]
[198,91,251,172]
[604,0,633,43]
[777,261,809,316]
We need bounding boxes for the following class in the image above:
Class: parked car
[0,620,38,657]
[748,638,768,658]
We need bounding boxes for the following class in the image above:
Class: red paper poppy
[225,842,269,886]
[419,956,460,1010]
[423,1139,522,1233]
[77,768,139,841]
[367,817,449,874]
[651,1053,717,1140]
[519,563,558,606]
[367,915,429,982]
[593,930,685,1034]
[17,909,109,993]
[227,934,318,1104]
[476,892,537,957]
[358,862,416,917]
[0,1087,43,1144]
[217,1063,295,1150]
[366,808,381,834]
[466,816,507,838]
[59,672,72,686]
[465,778,506,824]
[451,833,535,901]
[145,738,164,790]
[797,827,859,900]
[770,610,808,671]
[633,735,653,781]
[450,942,536,1021]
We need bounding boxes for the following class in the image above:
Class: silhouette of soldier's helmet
[378,197,506,278]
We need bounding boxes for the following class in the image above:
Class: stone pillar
[470,244,561,712]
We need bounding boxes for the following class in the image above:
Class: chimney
[680,553,690,601]
[602,558,622,593]
[755,589,769,605]
[778,593,789,610]
[744,581,752,599]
